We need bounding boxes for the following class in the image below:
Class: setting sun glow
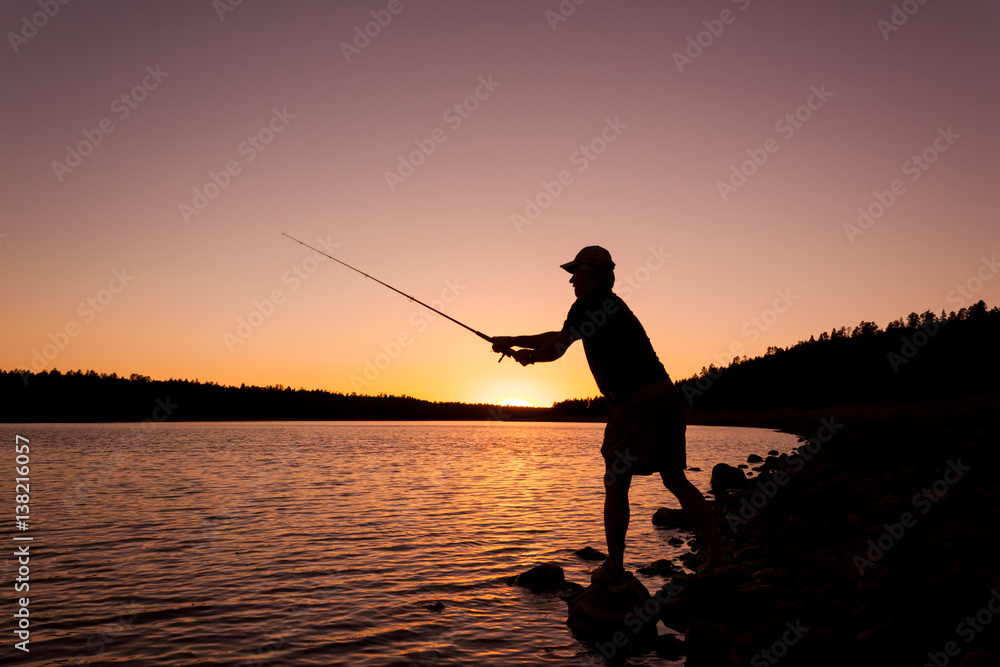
[500,398,535,408]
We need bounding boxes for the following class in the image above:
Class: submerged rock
[509,562,567,593]
[636,559,679,576]
[573,546,606,561]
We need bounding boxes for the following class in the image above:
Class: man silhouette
[493,246,725,583]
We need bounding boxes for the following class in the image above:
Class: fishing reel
[491,340,517,363]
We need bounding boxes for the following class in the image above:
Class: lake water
[1,421,800,666]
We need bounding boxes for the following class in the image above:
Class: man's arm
[493,330,576,365]
[493,332,559,349]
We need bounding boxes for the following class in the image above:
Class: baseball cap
[560,246,615,273]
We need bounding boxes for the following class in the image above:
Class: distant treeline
[0,371,550,422]
[675,299,999,411]
[5,300,996,422]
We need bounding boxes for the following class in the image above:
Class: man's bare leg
[604,470,632,575]
[661,470,726,559]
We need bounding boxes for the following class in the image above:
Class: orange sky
[3,1,999,407]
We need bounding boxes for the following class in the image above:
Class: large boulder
[566,575,658,644]
[711,463,749,490]
[652,507,693,529]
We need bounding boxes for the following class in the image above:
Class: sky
[2,0,998,407]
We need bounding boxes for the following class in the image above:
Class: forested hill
[676,299,999,411]
[0,371,548,422]
[4,300,996,421]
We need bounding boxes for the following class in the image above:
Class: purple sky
[3,0,998,405]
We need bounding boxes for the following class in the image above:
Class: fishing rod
[282,233,514,362]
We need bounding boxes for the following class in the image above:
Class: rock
[755,455,781,472]
[781,514,811,538]
[961,653,1000,667]
[423,601,445,612]
[573,546,606,561]
[636,559,679,576]
[733,545,764,561]
[558,581,586,602]
[748,453,764,463]
[767,450,779,456]
[685,621,734,666]
[679,552,701,569]
[738,463,748,468]
[510,562,566,593]
[654,633,685,660]
[652,507,692,529]
[566,575,656,643]
[711,463,749,490]
[688,466,702,472]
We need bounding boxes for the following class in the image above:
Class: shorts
[601,378,686,476]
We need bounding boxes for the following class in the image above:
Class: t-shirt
[561,290,669,399]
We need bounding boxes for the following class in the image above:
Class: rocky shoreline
[511,393,1000,666]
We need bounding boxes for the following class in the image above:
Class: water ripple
[1,421,798,666]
